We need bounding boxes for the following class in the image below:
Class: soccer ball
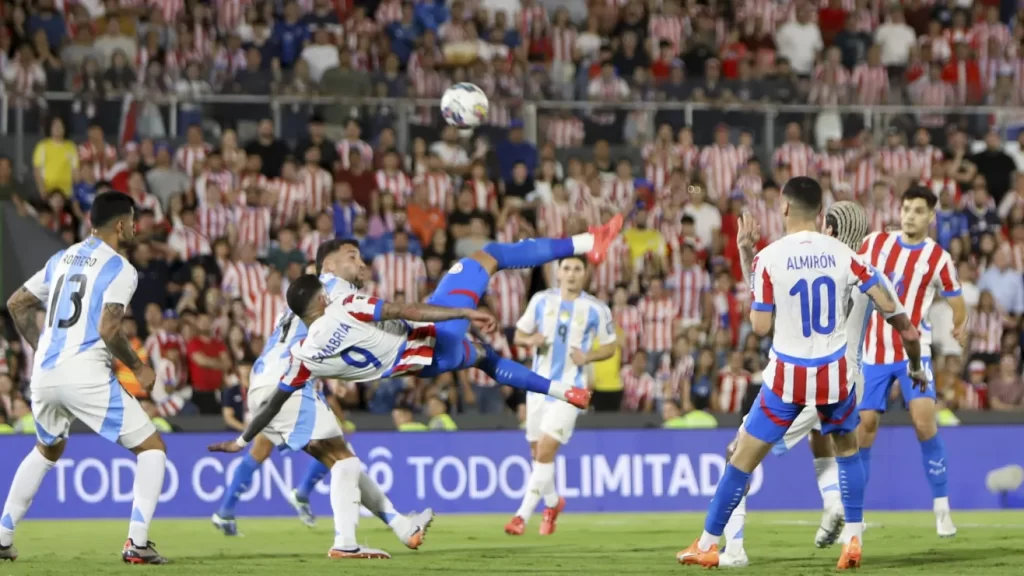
[440,83,489,128]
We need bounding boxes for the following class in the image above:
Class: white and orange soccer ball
[440,82,489,128]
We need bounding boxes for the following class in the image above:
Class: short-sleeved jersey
[281,294,437,389]
[249,272,357,394]
[860,232,961,364]
[23,237,138,387]
[751,231,878,405]
[517,289,616,399]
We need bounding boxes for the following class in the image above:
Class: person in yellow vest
[662,400,717,429]
[10,398,36,434]
[33,116,79,197]
[590,322,625,411]
[622,206,667,270]
[392,405,428,432]
[426,396,458,431]
[140,399,174,433]
[115,317,149,399]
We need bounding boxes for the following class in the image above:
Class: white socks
[547,381,571,402]
[934,496,950,513]
[0,448,56,547]
[571,234,595,254]
[839,519,864,544]
[516,461,558,522]
[698,530,720,551]
[723,496,746,552]
[814,457,842,511]
[128,450,167,546]
[331,458,363,551]
[358,471,410,535]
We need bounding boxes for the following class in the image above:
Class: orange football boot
[836,536,862,570]
[504,516,525,535]
[539,497,566,535]
[676,538,719,567]
[587,213,625,265]
[565,388,592,410]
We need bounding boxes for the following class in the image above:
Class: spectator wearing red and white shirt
[125,171,164,222]
[700,126,743,200]
[253,268,288,340]
[637,277,680,373]
[621,350,657,412]
[300,145,334,215]
[878,130,913,177]
[336,119,375,170]
[773,122,817,178]
[587,61,630,126]
[546,111,585,148]
[666,242,709,328]
[194,150,236,208]
[718,350,753,413]
[969,290,1006,362]
[909,127,945,178]
[851,45,890,105]
[78,124,118,180]
[167,206,212,261]
[486,270,527,329]
[272,158,308,229]
[372,230,427,302]
[611,285,642,364]
[300,212,337,262]
[375,150,413,206]
[174,125,212,177]
[196,182,236,242]
[222,244,269,319]
[413,156,455,211]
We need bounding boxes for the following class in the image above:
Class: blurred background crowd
[1,0,1024,435]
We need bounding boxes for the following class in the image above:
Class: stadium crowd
[1,0,1024,435]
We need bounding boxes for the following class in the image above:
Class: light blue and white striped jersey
[249,272,356,394]
[516,289,616,401]
[23,236,138,387]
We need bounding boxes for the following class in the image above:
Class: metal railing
[4,92,1021,178]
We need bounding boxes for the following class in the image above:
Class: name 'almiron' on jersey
[860,232,960,364]
[751,231,879,406]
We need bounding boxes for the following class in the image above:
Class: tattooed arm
[100,303,156,388]
[7,287,45,350]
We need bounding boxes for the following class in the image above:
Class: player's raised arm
[748,254,774,336]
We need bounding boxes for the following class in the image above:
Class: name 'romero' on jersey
[859,232,960,364]
[751,231,879,405]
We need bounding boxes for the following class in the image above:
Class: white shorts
[30,378,156,449]
[248,384,343,452]
[525,392,580,445]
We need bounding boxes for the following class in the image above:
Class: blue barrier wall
[0,427,1015,518]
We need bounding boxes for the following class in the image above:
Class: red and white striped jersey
[372,252,427,302]
[144,328,187,371]
[621,367,657,411]
[300,166,333,214]
[750,199,786,244]
[637,295,680,353]
[221,261,269,317]
[337,139,374,170]
[488,270,527,328]
[375,0,403,25]
[909,145,944,179]
[465,329,513,386]
[238,172,269,201]
[968,310,1004,354]
[537,201,572,238]
[300,229,334,262]
[816,152,849,187]
[213,46,247,79]
[602,178,635,212]
[413,171,454,210]
[253,291,287,340]
[699,144,742,199]
[718,367,752,413]
[736,0,780,35]
[234,205,272,256]
[215,0,251,33]
[545,116,585,148]
[469,178,498,212]
[167,225,212,260]
[77,141,118,179]
[752,231,878,405]
[551,26,578,62]
[589,236,630,295]
[851,64,889,105]
[3,61,44,98]
[666,264,709,323]
[196,204,235,241]
[284,294,439,386]
[151,0,185,23]
[660,352,695,404]
[129,191,165,222]
[375,169,413,204]
[648,14,686,55]
[612,304,641,363]
[773,141,817,177]
[272,179,307,228]
[674,144,701,174]
[879,145,912,176]
[515,3,548,35]
[924,178,962,206]
[195,170,236,206]
[734,173,762,198]
[860,232,961,364]
[865,193,902,232]
[174,144,211,177]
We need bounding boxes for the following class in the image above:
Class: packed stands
[0,0,1022,434]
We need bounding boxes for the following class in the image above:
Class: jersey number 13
[48,273,88,329]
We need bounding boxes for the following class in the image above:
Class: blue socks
[703,464,751,536]
[860,446,872,485]
[483,239,575,270]
[837,453,866,524]
[217,453,261,519]
[478,347,552,395]
[295,460,331,501]
[920,435,949,499]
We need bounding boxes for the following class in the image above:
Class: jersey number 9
[48,273,88,329]
[557,325,568,343]
[340,346,382,369]
[789,276,836,338]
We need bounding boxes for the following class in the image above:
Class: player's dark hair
[90,191,136,229]
[901,185,938,210]
[286,274,324,317]
[315,238,359,274]
[781,176,823,215]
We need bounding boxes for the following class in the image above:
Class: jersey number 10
[789,277,836,338]
[48,273,88,329]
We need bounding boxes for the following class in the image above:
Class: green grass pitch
[4,511,1024,575]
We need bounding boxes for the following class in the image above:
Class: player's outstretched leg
[0,444,61,562]
[122,433,169,565]
[288,459,330,528]
[479,213,623,269]
[213,438,271,536]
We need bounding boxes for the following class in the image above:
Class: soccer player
[677,177,927,570]
[857,185,967,537]
[0,193,169,564]
[716,201,908,567]
[210,240,431,557]
[504,256,617,536]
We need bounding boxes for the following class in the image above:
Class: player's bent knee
[831,431,859,457]
[858,410,880,433]
[730,429,771,473]
[306,437,354,467]
[130,432,166,455]
[535,435,561,463]
[908,399,938,439]
[36,439,66,461]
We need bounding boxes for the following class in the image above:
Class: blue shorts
[744,385,860,446]
[417,258,490,378]
[860,359,936,413]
